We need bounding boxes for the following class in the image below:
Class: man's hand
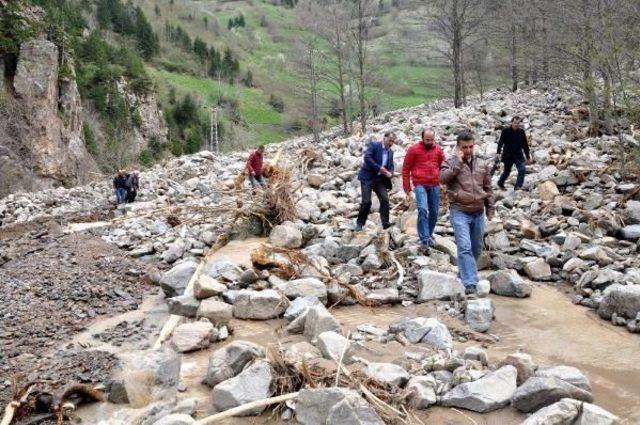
[404,192,412,206]
[526,158,534,165]
[380,167,392,178]
[455,148,465,161]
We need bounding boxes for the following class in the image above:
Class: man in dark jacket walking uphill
[402,128,445,253]
[355,132,397,231]
[497,116,532,190]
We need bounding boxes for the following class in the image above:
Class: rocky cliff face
[0,38,99,197]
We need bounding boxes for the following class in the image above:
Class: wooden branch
[194,392,299,424]
[1,382,38,425]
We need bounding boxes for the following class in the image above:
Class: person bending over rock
[355,131,397,231]
[246,145,265,188]
[402,128,445,254]
[440,131,495,295]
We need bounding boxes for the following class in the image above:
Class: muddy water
[76,237,640,424]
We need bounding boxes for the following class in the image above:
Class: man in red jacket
[402,128,445,253]
[246,145,265,188]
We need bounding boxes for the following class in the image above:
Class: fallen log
[194,392,299,424]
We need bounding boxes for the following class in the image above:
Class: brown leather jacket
[440,155,495,216]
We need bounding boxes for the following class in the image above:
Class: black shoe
[353,224,363,231]
[465,285,477,295]
[497,184,506,190]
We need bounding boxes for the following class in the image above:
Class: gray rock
[441,365,518,413]
[511,376,594,413]
[365,288,400,305]
[488,270,532,298]
[170,321,213,353]
[296,388,383,425]
[463,347,489,366]
[202,258,242,282]
[361,253,383,271]
[365,362,410,387]
[239,269,259,285]
[127,347,181,388]
[269,224,303,249]
[303,305,343,339]
[325,394,385,425]
[575,402,620,425]
[316,331,354,364]
[232,289,289,320]
[203,340,265,387]
[107,379,129,404]
[402,317,452,350]
[284,296,322,321]
[152,414,195,425]
[520,398,581,425]
[167,295,200,317]
[284,341,322,364]
[535,365,591,392]
[417,270,465,302]
[196,298,233,326]
[465,298,494,333]
[421,319,454,350]
[406,376,437,409]
[159,259,198,297]
[162,241,186,263]
[274,278,328,304]
[499,352,536,385]
[524,258,552,281]
[597,284,640,320]
[211,360,274,415]
[193,275,226,299]
[624,200,640,224]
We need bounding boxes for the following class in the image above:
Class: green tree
[134,6,159,59]
[193,37,208,63]
[154,4,161,16]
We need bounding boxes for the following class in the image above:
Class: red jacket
[246,150,264,176]
[402,142,445,192]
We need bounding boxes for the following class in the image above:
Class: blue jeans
[249,174,265,188]
[414,185,440,246]
[115,188,127,204]
[498,159,526,189]
[450,208,485,287]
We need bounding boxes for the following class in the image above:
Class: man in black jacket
[497,116,532,190]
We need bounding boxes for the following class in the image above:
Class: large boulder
[575,402,620,425]
[402,317,453,350]
[441,365,518,413]
[624,200,640,224]
[202,258,243,282]
[364,362,410,387]
[167,295,200,317]
[274,278,328,304]
[417,270,465,302]
[296,388,384,425]
[534,365,591,392]
[170,321,213,353]
[159,259,198,297]
[524,258,552,281]
[302,305,343,339]
[511,376,593,413]
[487,270,532,298]
[269,224,303,249]
[211,361,274,415]
[193,275,227,299]
[520,398,581,425]
[499,352,536,385]
[203,340,265,387]
[465,298,494,333]
[126,347,181,388]
[284,296,322,321]
[406,376,437,409]
[196,298,233,326]
[316,331,354,364]
[232,289,289,320]
[597,284,640,320]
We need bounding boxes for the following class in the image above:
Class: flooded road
[76,237,640,424]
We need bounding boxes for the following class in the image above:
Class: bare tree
[350,0,377,131]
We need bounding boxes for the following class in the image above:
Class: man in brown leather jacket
[440,131,495,294]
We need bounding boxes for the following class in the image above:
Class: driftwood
[194,392,299,424]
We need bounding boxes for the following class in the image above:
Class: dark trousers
[498,159,526,189]
[356,180,390,227]
[126,190,137,203]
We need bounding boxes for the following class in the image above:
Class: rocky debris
[274,277,328,304]
[152,414,196,425]
[441,365,518,412]
[597,284,640,320]
[232,289,289,320]
[196,298,233,326]
[488,270,532,297]
[193,275,227,299]
[406,375,438,409]
[511,376,594,413]
[364,362,410,387]
[160,259,198,298]
[417,270,465,302]
[268,223,303,249]
[295,388,384,425]
[534,365,591,392]
[465,298,495,333]
[167,295,200,317]
[211,360,275,415]
[203,340,265,387]
[316,331,354,364]
[170,321,214,353]
[499,352,536,386]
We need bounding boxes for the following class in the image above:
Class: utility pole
[209,106,214,152]
[209,106,219,153]
[214,106,219,154]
